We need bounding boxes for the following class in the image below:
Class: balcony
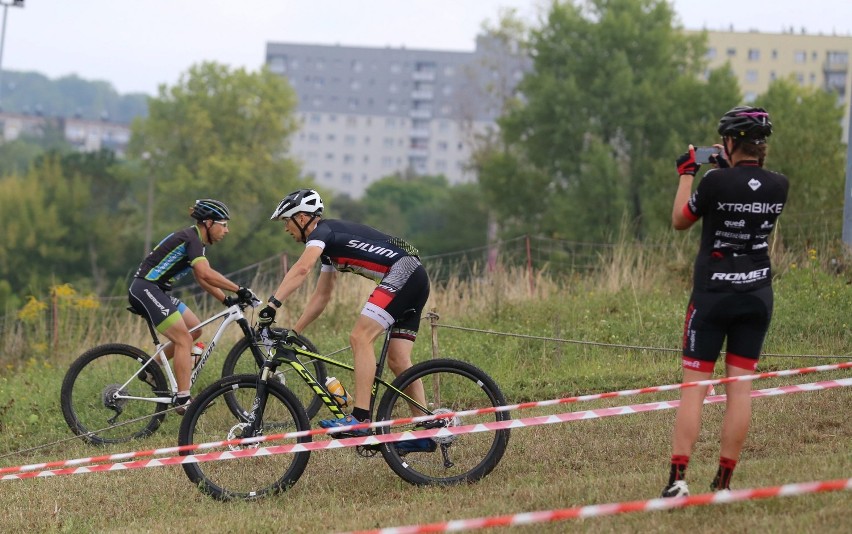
[412,70,436,82]
[824,59,848,73]
[408,147,429,158]
[410,109,432,119]
[411,90,434,100]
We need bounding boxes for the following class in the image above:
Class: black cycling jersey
[134,226,207,290]
[683,161,789,293]
[306,219,419,284]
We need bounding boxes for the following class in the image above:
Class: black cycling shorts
[128,278,187,333]
[361,256,430,341]
[681,286,773,372]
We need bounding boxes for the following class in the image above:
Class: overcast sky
[4,0,851,95]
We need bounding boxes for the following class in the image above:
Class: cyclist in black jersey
[662,107,789,498]
[128,199,255,413]
[257,189,431,441]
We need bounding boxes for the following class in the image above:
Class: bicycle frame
[119,304,263,404]
[250,327,432,431]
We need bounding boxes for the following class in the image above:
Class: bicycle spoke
[61,344,168,445]
[179,376,311,501]
[377,359,510,485]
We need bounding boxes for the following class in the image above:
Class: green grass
[0,249,850,533]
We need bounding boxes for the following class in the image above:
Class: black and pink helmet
[717,106,773,143]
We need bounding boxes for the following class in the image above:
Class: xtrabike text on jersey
[716,202,784,214]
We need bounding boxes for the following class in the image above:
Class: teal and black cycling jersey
[134,226,207,290]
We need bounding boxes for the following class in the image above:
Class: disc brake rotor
[227,422,261,451]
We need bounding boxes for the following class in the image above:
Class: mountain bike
[178,315,511,501]
[59,293,327,445]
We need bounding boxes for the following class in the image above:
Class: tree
[498,0,741,240]
[754,78,845,243]
[129,62,306,273]
[359,175,489,256]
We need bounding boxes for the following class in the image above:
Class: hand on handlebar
[237,286,261,307]
[258,305,277,326]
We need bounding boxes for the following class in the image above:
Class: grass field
[0,246,850,533]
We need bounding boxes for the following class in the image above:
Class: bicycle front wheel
[222,335,327,419]
[179,374,311,501]
[60,343,169,445]
[376,358,511,486]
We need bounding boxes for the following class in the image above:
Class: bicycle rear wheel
[60,343,169,445]
[179,374,311,501]
[376,358,511,486]
[222,334,326,418]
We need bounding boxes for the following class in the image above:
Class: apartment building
[0,112,131,155]
[268,30,852,198]
[265,37,526,198]
[697,29,852,141]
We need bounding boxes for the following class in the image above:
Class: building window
[390,63,401,73]
[812,51,818,62]
[351,60,362,72]
[310,114,321,124]
[827,51,849,65]
[726,47,736,57]
[809,72,816,84]
[796,73,805,85]
[381,156,394,168]
[383,137,394,148]
[342,173,353,184]
[326,133,336,142]
[344,135,356,146]
[744,92,757,103]
[436,141,448,152]
[771,49,778,60]
[343,154,354,164]
[346,116,357,127]
[747,48,760,61]
[348,98,359,110]
[350,80,360,90]
[745,70,758,83]
[706,47,717,60]
[794,50,806,63]
[769,71,777,81]
[268,55,287,74]
[444,65,454,76]
[385,117,396,128]
[325,152,335,161]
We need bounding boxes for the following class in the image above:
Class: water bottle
[325,376,350,408]
[191,342,205,368]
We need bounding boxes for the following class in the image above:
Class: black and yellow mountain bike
[178,316,511,500]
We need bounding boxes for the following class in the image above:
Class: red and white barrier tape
[3,361,848,476]
[342,478,852,533]
[2,377,849,481]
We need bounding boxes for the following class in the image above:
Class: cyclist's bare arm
[271,245,324,304]
[193,258,239,302]
[294,270,336,333]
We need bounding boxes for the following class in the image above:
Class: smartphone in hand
[694,146,720,164]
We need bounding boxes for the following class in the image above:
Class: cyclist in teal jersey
[128,199,254,413]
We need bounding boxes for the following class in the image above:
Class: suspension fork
[243,357,278,436]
